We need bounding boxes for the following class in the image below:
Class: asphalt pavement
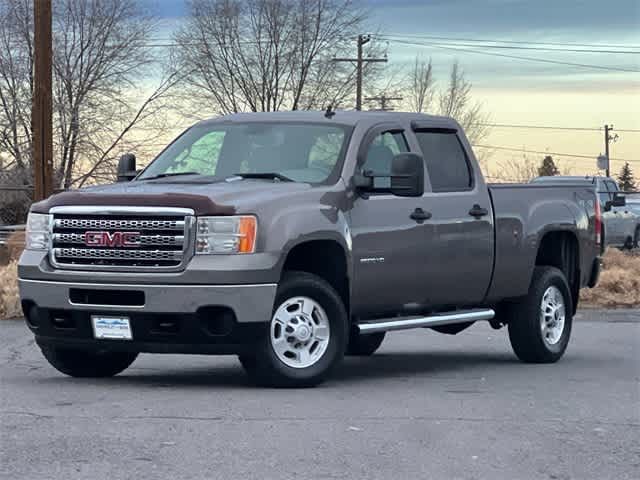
[1,309,639,480]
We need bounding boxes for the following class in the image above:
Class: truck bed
[485,182,599,302]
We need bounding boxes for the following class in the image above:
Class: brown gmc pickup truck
[19,111,602,387]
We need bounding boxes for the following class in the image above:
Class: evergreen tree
[618,162,636,191]
[538,155,560,177]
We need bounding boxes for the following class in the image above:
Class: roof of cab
[198,110,460,129]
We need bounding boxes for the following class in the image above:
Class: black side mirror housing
[390,153,424,197]
[117,153,137,182]
[612,192,626,207]
[605,193,626,212]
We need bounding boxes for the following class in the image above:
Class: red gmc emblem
[84,231,141,248]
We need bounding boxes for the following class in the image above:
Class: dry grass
[0,230,25,266]
[0,231,23,319]
[581,249,640,308]
[0,261,21,319]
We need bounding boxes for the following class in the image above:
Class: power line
[378,35,640,55]
[480,123,640,133]
[383,39,640,73]
[376,33,640,50]
[473,144,640,163]
[480,123,603,132]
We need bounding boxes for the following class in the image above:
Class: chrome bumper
[18,278,277,323]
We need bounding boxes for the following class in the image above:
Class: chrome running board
[356,308,495,334]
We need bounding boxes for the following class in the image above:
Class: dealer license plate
[91,316,133,340]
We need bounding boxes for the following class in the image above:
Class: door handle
[469,204,489,218]
[410,207,432,223]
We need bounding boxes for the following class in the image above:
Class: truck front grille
[49,207,194,271]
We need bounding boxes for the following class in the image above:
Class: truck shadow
[37,350,524,389]
[330,351,518,384]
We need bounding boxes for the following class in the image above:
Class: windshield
[138,122,351,184]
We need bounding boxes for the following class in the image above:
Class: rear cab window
[413,129,473,192]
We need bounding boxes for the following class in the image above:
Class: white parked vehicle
[531,176,634,249]
[625,196,640,248]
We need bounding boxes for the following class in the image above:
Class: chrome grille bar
[53,233,185,247]
[54,248,184,261]
[54,218,185,231]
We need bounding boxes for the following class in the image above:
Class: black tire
[634,226,640,249]
[507,266,573,363]
[346,330,385,356]
[241,271,348,388]
[40,346,138,377]
[623,236,634,250]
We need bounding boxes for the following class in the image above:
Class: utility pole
[332,35,387,110]
[603,124,619,178]
[364,94,403,111]
[32,0,53,201]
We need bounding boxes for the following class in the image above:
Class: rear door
[410,126,494,307]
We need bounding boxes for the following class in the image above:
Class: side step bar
[356,308,495,334]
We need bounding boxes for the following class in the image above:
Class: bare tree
[404,58,490,146]
[173,0,368,114]
[406,56,433,113]
[0,0,179,192]
[0,0,32,178]
[437,61,489,144]
[489,153,539,183]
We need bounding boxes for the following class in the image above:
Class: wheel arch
[534,230,581,314]
[280,238,351,316]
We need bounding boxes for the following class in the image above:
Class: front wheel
[241,271,348,387]
[40,346,138,377]
[634,226,640,249]
[507,266,573,363]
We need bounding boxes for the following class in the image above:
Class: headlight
[195,215,257,254]
[25,212,52,251]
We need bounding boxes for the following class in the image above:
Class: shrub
[581,249,640,308]
[0,261,21,319]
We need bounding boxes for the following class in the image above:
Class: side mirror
[390,153,424,197]
[605,193,626,212]
[612,192,626,207]
[117,153,137,182]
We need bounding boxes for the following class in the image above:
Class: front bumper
[19,279,277,354]
[19,278,276,321]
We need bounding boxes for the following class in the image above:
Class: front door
[350,127,432,317]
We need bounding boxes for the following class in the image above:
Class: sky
[140,0,640,178]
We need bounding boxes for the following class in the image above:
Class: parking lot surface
[1,309,639,480]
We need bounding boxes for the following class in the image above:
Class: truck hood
[31,179,313,215]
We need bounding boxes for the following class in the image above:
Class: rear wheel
[623,235,634,250]
[507,266,573,363]
[240,271,348,387]
[346,330,385,356]
[40,346,138,377]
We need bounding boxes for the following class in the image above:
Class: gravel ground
[1,310,639,480]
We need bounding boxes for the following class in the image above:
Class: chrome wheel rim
[540,286,566,345]
[270,296,330,369]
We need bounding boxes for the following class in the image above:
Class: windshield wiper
[232,172,294,182]
[139,171,201,181]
